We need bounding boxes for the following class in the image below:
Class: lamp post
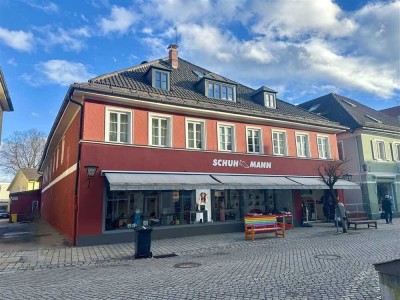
[84,165,98,188]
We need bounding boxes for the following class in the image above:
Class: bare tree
[0,129,46,174]
[317,159,348,233]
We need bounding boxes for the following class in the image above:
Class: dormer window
[155,71,168,90]
[154,70,169,90]
[146,66,171,91]
[207,81,235,101]
[251,86,278,109]
[265,93,276,109]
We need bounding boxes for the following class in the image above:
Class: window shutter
[371,140,377,160]
[385,142,392,161]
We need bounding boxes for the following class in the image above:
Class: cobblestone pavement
[0,220,399,299]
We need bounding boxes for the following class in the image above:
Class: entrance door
[32,200,39,212]
[377,183,396,211]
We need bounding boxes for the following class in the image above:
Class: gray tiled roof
[88,57,343,129]
[21,168,40,181]
[299,93,400,133]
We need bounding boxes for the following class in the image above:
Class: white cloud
[24,1,59,13]
[99,5,138,35]
[35,26,91,52]
[250,0,357,39]
[22,60,95,86]
[0,27,34,52]
[31,112,40,118]
[7,58,17,66]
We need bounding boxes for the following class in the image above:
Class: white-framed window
[207,81,235,101]
[317,136,330,159]
[56,146,59,169]
[218,123,235,151]
[61,136,65,164]
[272,130,287,156]
[154,70,169,90]
[376,140,386,160]
[246,127,262,154]
[105,107,132,144]
[264,93,276,109]
[295,133,309,158]
[186,119,205,150]
[149,114,172,147]
[393,143,400,161]
[337,141,344,160]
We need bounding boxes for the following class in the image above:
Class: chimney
[168,43,179,69]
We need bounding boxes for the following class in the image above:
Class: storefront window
[213,190,242,222]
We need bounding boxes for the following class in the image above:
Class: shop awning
[287,177,360,190]
[211,175,302,189]
[104,172,221,190]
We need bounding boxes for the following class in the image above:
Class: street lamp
[84,165,98,188]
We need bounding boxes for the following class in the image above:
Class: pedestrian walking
[382,195,393,224]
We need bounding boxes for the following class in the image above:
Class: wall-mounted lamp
[342,173,352,181]
[84,165,98,188]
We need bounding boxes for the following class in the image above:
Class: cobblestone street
[0,220,399,299]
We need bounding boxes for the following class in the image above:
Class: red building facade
[40,46,357,245]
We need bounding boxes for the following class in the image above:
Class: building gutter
[68,95,83,247]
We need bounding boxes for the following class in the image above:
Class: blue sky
[0,0,399,144]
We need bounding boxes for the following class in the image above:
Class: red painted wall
[9,190,41,221]
[81,100,339,159]
[41,113,80,242]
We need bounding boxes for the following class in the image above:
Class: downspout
[68,92,84,246]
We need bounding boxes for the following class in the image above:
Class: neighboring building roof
[380,105,400,120]
[298,93,400,134]
[0,68,13,111]
[20,168,40,181]
[8,168,40,192]
[88,57,342,128]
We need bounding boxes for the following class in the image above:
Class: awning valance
[212,175,301,189]
[103,172,360,191]
[105,173,220,191]
[287,177,360,190]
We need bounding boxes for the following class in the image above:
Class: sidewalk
[0,219,397,273]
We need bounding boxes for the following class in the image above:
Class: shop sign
[212,159,272,169]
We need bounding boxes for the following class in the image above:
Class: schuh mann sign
[212,159,272,169]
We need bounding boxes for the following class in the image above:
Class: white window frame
[272,130,287,156]
[152,69,170,90]
[317,135,331,159]
[217,123,235,152]
[207,80,236,102]
[264,93,276,109]
[295,132,309,158]
[105,107,133,144]
[375,140,386,160]
[185,118,206,150]
[61,136,65,164]
[393,143,400,162]
[149,113,172,147]
[246,126,263,154]
[56,146,59,169]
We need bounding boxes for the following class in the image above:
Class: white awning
[105,173,221,190]
[212,175,302,189]
[287,177,360,190]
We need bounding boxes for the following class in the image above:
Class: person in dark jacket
[382,195,393,224]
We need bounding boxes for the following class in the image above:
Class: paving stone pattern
[0,221,399,299]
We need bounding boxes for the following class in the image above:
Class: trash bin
[134,227,153,259]
[11,214,18,223]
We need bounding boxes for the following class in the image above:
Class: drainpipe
[68,92,84,246]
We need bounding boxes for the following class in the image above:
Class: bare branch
[0,129,46,175]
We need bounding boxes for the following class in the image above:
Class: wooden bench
[346,211,377,230]
[244,216,285,240]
